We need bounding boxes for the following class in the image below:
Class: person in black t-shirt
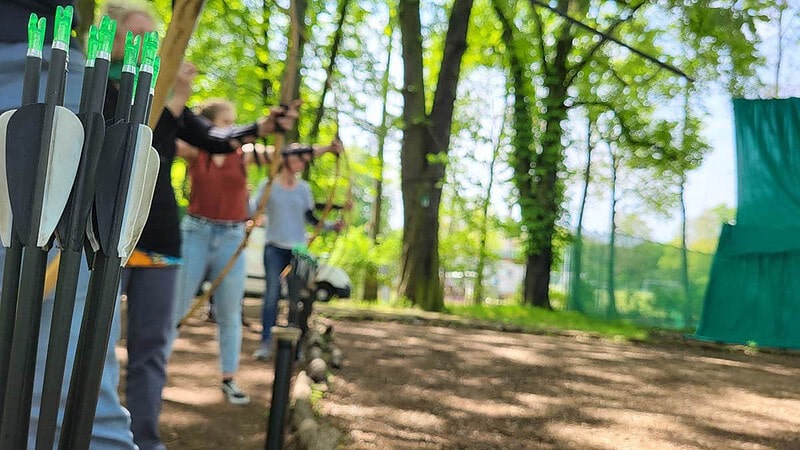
[100,2,299,449]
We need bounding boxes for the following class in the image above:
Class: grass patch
[324,300,650,341]
[446,304,650,340]
[326,299,415,314]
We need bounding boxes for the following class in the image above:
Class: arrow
[0,6,85,448]
[77,26,99,115]
[114,31,141,123]
[34,18,115,450]
[0,11,46,427]
[60,30,160,450]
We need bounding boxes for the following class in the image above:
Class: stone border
[290,370,340,449]
[288,318,343,449]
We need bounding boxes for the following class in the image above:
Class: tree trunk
[607,146,618,319]
[775,1,786,97]
[518,2,573,309]
[149,0,207,129]
[274,0,302,152]
[398,0,473,311]
[285,0,307,143]
[363,28,393,302]
[307,0,351,143]
[492,0,541,307]
[678,80,692,325]
[524,250,552,307]
[569,116,593,312]
[679,176,691,325]
[520,96,567,309]
[473,102,504,305]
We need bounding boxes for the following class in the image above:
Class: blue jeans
[0,43,137,449]
[121,267,178,450]
[262,245,292,343]
[170,215,245,375]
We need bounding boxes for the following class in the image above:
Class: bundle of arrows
[0,7,160,449]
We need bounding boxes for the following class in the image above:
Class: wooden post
[148,0,206,129]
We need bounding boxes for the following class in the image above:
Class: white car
[244,226,352,301]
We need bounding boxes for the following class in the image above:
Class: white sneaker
[253,344,272,361]
[221,380,251,405]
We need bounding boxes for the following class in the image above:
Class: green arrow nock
[150,56,161,92]
[27,14,46,58]
[96,15,117,60]
[139,31,159,72]
[85,25,99,67]
[52,5,74,50]
[123,31,141,73]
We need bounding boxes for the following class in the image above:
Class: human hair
[279,143,312,174]
[197,99,236,122]
[101,0,159,25]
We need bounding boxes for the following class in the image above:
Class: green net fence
[563,233,715,330]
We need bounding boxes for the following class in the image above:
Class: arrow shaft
[44,47,68,107]
[0,242,22,416]
[34,249,82,450]
[0,29,44,430]
[115,70,136,122]
[23,55,42,105]
[79,64,94,114]
[61,115,145,446]
[89,58,111,116]
[144,92,154,124]
[109,128,139,250]
[0,247,47,449]
[59,253,122,450]
[130,71,153,126]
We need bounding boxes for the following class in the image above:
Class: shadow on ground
[323,320,800,450]
[121,298,800,449]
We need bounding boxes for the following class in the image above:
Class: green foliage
[169,0,281,122]
[314,227,403,299]
[569,233,714,329]
[687,204,736,252]
[153,0,774,314]
[447,304,649,340]
[489,0,772,308]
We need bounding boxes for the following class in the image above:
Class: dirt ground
[122,299,800,449]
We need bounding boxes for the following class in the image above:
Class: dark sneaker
[221,380,250,405]
[253,344,272,361]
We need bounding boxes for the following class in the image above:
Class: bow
[307,100,352,247]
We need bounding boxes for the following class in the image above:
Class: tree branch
[531,6,549,75]
[572,100,659,150]
[565,1,646,86]
[527,0,694,82]
[608,64,630,86]
[552,0,574,75]
[429,0,475,158]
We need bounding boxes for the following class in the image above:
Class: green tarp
[695,98,800,349]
